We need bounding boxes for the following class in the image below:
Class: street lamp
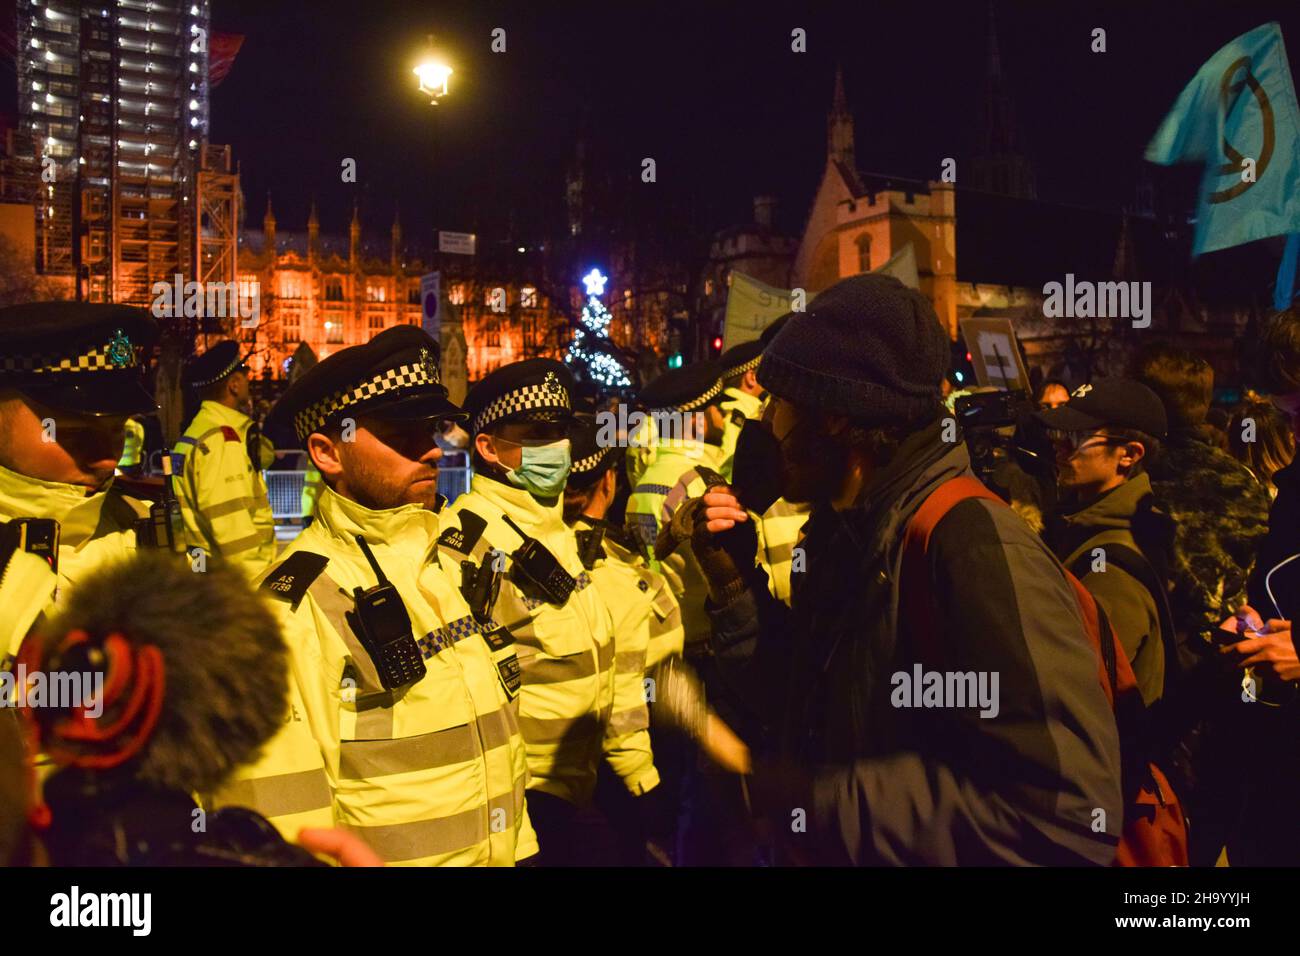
[414,36,452,104]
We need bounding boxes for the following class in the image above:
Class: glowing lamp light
[414,58,452,103]
[582,268,607,298]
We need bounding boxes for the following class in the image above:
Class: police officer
[716,339,766,481]
[624,362,729,655]
[441,358,656,865]
[214,325,537,866]
[564,415,751,863]
[0,302,158,664]
[174,340,276,578]
[725,321,810,607]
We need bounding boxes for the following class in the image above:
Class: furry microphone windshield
[29,551,289,795]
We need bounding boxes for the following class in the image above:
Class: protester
[666,274,1123,865]
[1036,379,1070,410]
[1129,345,1272,865]
[1229,397,1296,498]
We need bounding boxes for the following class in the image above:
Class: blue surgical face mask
[505,439,572,498]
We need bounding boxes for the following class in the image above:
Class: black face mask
[730,418,784,514]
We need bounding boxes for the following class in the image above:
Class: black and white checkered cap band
[473,381,571,434]
[571,447,611,475]
[1,342,134,374]
[675,378,723,413]
[722,355,761,380]
[188,354,243,388]
[294,360,439,440]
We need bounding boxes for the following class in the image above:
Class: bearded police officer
[624,362,729,656]
[0,303,158,664]
[174,340,276,578]
[214,326,537,866]
[440,358,657,865]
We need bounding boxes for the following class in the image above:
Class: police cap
[638,361,723,414]
[269,325,462,445]
[464,358,575,436]
[0,302,158,416]
[719,339,764,381]
[184,340,246,389]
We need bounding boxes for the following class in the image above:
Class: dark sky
[198,0,1300,247]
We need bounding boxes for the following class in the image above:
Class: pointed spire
[986,1,1002,77]
[827,65,855,171]
[349,200,361,264]
[306,196,319,261]
[262,191,276,256]
[390,206,402,271]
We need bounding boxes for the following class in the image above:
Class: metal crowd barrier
[263,450,474,521]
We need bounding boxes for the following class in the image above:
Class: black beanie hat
[757,273,949,425]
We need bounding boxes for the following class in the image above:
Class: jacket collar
[311,484,439,557]
[196,400,252,435]
[722,388,763,420]
[469,471,565,537]
[0,461,116,546]
[1057,472,1153,532]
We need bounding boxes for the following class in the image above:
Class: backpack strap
[901,476,1005,666]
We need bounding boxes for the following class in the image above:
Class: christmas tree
[565,268,632,389]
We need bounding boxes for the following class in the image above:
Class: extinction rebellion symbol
[1209,55,1274,205]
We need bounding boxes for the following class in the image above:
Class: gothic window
[856,234,872,273]
[325,278,343,301]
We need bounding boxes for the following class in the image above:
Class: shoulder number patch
[261,551,330,611]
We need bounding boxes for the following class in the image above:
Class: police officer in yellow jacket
[0,303,158,665]
[723,324,810,607]
[716,340,765,482]
[213,326,537,866]
[174,341,276,579]
[440,359,656,865]
[624,362,729,656]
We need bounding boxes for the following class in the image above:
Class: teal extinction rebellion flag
[1146,22,1300,260]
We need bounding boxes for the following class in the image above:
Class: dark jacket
[1148,428,1271,643]
[708,421,1122,866]
[1045,473,1171,707]
[1249,457,1300,615]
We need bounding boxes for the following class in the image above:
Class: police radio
[135,453,183,551]
[500,514,576,606]
[345,535,427,690]
[0,518,60,573]
[460,557,502,625]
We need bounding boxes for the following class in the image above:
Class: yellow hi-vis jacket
[445,474,657,805]
[623,438,725,655]
[754,497,811,606]
[576,516,684,675]
[0,463,147,665]
[717,387,763,482]
[117,417,145,470]
[214,485,538,866]
[173,400,275,579]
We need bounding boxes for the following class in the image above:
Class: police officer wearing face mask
[441,359,654,865]
[173,340,276,579]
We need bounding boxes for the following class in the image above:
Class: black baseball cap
[1034,378,1168,440]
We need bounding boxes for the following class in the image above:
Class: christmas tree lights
[565,268,632,389]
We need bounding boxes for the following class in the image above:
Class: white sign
[438,231,476,256]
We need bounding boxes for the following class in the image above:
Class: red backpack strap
[901,476,1006,666]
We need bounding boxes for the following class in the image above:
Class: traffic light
[668,353,683,369]
[711,336,723,355]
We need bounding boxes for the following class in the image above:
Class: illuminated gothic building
[235,200,578,388]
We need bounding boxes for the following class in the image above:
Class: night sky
[10,1,1300,248]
